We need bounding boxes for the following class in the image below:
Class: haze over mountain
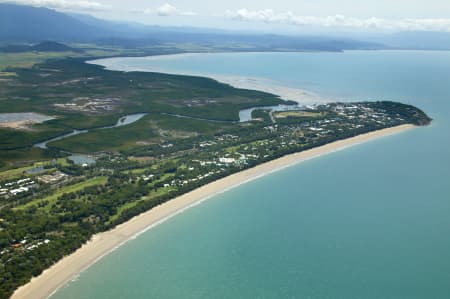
[0,4,111,42]
[1,3,450,50]
[0,41,82,53]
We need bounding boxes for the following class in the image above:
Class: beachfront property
[0,96,430,298]
[0,2,446,297]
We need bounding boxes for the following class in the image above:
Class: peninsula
[0,56,431,299]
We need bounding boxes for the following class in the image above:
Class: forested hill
[0,41,82,53]
[0,4,110,43]
[0,3,382,52]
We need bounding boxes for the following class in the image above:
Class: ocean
[52,51,450,299]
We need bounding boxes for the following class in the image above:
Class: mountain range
[1,3,450,50]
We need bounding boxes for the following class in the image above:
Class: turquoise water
[54,51,450,299]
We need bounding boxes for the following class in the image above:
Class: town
[0,79,431,298]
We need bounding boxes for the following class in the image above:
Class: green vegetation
[0,57,283,159]
[17,176,107,210]
[0,42,82,54]
[251,109,272,123]
[109,187,174,223]
[0,100,431,298]
[49,113,233,153]
[0,166,34,180]
[274,110,325,118]
[0,50,432,298]
[0,42,130,71]
[0,148,57,171]
[0,158,54,179]
[0,52,78,70]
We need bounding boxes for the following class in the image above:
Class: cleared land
[274,110,325,118]
[0,52,88,71]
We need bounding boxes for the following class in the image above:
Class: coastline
[12,123,415,299]
[88,55,327,105]
[209,74,326,104]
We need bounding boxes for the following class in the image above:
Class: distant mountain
[0,3,383,51]
[0,3,110,43]
[65,12,384,51]
[94,33,382,52]
[3,3,450,51]
[31,41,82,52]
[0,41,83,53]
[321,30,450,51]
[67,13,158,38]
[378,31,450,50]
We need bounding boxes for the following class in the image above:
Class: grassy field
[55,157,70,166]
[0,165,35,180]
[0,46,130,71]
[0,52,81,71]
[16,176,108,210]
[125,168,149,175]
[274,111,326,119]
[0,158,67,179]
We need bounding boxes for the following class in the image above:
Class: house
[219,157,236,164]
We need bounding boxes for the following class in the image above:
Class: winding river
[34,113,147,149]
[34,104,305,150]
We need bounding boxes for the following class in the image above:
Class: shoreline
[88,55,327,105]
[208,74,327,104]
[12,124,415,299]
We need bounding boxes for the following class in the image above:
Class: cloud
[156,3,177,16]
[134,3,196,17]
[3,0,108,11]
[225,8,450,32]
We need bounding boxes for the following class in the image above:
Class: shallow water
[67,155,96,166]
[53,51,450,299]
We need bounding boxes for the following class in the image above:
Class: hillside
[0,41,82,53]
[0,3,110,43]
[0,3,383,51]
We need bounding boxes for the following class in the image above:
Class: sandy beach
[12,124,415,299]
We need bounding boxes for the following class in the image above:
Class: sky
[4,0,450,33]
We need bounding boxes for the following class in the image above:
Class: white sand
[12,124,415,299]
